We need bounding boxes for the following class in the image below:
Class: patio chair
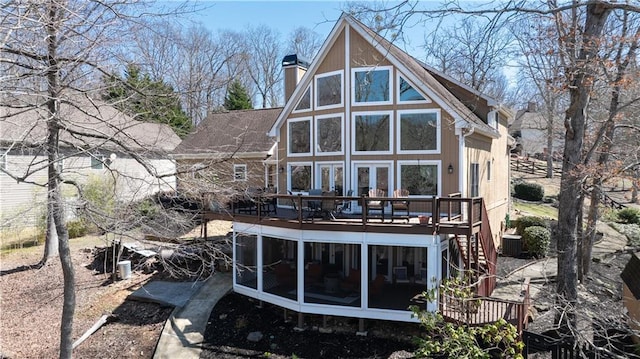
[366,188,386,221]
[391,189,410,222]
[335,189,353,216]
[320,191,337,220]
[306,188,323,220]
[287,190,298,212]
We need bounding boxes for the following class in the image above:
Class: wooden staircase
[451,200,497,297]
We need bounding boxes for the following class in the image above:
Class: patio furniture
[369,275,386,296]
[306,189,323,220]
[335,189,353,216]
[305,262,323,285]
[287,190,298,211]
[391,189,410,222]
[321,191,337,220]
[366,188,386,221]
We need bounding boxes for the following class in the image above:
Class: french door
[317,163,344,195]
[353,162,392,211]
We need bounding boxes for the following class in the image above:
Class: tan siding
[317,29,345,74]
[349,28,392,67]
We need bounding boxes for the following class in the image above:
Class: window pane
[354,69,390,103]
[317,74,341,107]
[400,112,437,151]
[263,236,297,300]
[289,120,310,153]
[399,77,426,102]
[295,87,311,111]
[291,165,311,192]
[400,164,438,195]
[236,235,258,289]
[355,114,390,152]
[234,165,247,181]
[91,156,103,170]
[316,116,341,153]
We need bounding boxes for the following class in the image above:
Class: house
[172,108,281,206]
[509,102,562,159]
[202,14,517,327]
[621,253,640,343]
[0,95,180,229]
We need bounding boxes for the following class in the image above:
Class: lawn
[513,201,558,220]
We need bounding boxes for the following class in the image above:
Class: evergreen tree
[103,64,193,138]
[223,80,253,110]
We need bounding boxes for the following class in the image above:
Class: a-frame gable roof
[269,13,500,139]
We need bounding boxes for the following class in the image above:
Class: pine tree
[103,64,193,138]
[224,80,253,110]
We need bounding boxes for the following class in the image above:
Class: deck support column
[356,318,367,336]
[293,312,305,332]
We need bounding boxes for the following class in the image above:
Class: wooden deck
[202,193,485,237]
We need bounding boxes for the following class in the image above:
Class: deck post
[356,318,367,336]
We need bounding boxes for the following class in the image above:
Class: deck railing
[203,192,487,236]
[440,277,531,334]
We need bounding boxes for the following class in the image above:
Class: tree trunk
[40,205,59,266]
[546,125,554,178]
[633,172,639,203]
[45,2,75,358]
[555,1,611,330]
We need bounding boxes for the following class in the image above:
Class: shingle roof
[0,94,181,153]
[621,253,640,299]
[173,108,281,157]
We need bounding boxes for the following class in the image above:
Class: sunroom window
[288,118,311,155]
[289,164,312,192]
[315,114,342,154]
[315,71,342,108]
[294,86,311,112]
[353,67,391,104]
[398,110,440,153]
[353,112,391,153]
[398,76,427,102]
[399,162,439,196]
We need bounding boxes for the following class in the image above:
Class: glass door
[354,162,391,211]
[317,163,344,195]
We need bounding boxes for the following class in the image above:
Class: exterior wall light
[448,164,454,174]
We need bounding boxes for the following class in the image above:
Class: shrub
[513,182,545,201]
[515,216,547,235]
[617,208,640,225]
[67,220,88,239]
[523,226,551,258]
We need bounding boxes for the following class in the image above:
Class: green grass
[513,201,558,220]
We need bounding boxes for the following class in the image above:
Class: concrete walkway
[153,272,232,359]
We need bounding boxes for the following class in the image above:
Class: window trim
[233,164,247,182]
[396,73,431,104]
[351,66,393,106]
[351,111,394,155]
[288,161,313,194]
[396,109,441,155]
[314,70,343,110]
[314,113,344,156]
[396,160,442,197]
[292,85,312,113]
[287,116,312,157]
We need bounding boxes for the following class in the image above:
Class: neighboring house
[621,253,640,343]
[202,14,519,327]
[0,95,180,228]
[172,108,281,204]
[509,102,562,159]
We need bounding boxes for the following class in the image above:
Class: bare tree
[0,1,192,357]
[244,25,284,108]
[286,26,323,61]
[423,17,514,101]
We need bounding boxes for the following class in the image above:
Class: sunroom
[232,221,461,322]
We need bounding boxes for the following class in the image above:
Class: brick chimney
[527,101,537,112]
[282,54,310,103]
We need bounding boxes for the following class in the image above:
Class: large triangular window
[398,76,428,103]
[294,86,311,112]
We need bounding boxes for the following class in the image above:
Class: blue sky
[188,1,345,38]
